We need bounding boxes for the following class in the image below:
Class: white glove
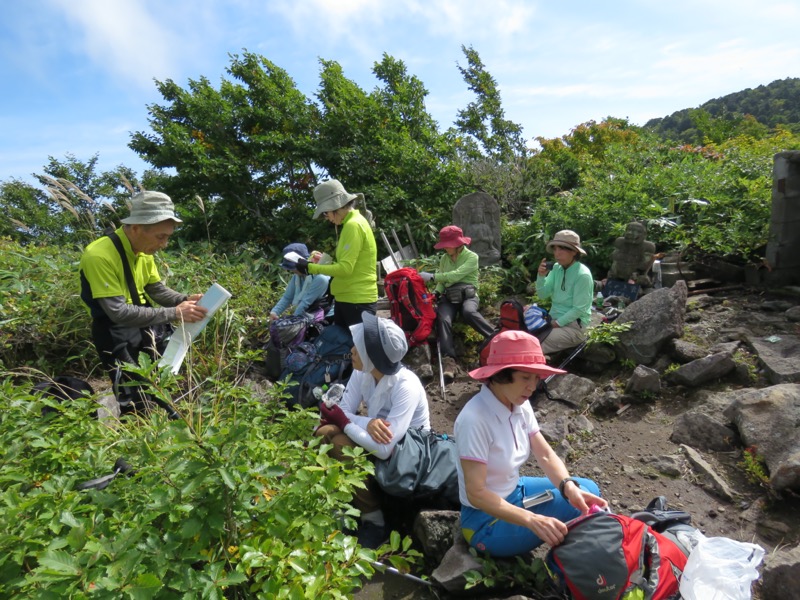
[419,272,435,282]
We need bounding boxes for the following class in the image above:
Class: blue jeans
[460,476,600,557]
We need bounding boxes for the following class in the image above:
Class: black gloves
[295,257,309,275]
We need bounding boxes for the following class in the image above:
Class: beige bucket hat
[546,229,586,255]
[121,191,182,225]
[312,179,364,219]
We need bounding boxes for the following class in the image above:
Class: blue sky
[2,0,798,184]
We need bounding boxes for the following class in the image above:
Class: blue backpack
[281,324,353,408]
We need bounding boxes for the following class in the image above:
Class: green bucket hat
[312,179,364,219]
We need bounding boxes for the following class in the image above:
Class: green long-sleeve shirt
[308,209,378,303]
[434,247,480,293]
[535,261,593,327]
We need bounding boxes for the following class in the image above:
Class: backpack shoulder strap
[107,231,143,307]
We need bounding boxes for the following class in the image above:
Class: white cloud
[47,0,177,89]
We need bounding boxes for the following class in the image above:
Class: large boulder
[616,281,688,365]
[724,384,800,492]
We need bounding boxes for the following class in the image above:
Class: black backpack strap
[107,231,144,307]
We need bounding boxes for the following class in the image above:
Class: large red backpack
[384,267,437,347]
[546,510,689,600]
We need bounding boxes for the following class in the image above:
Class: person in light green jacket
[295,180,378,328]
[535,230,594,356]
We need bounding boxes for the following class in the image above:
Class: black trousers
[91,320,176,416]
[436,296,494,358]
[333,301,377,329]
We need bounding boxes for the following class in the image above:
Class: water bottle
[312,384,328,402]
[595,292,604,309]
[322,383,345,407]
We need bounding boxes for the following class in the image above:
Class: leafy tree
[0,179,66,243]
[450,46,530,219]
[0,155,142,246]
[454,45,526,161]
[313,54,465,239]
[130,52,319,247]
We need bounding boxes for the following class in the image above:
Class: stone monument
[607,221,656,288]
[763,151,800,285]
[452,192,501,267]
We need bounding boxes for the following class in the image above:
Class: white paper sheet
[158,282,232,374]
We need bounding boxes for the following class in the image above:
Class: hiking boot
[355,522,388,549]
[442,356,457,383]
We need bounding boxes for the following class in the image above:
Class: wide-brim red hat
[469,330,566,380]
[434,225,471,249]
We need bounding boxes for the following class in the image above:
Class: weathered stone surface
[641,454,684,477]
[669,339,708,363]
[760,544,800,600]
[607,221,656,288]
[747,334,800,384]
[539,415,570,444]
[724,384,800,491]
[625,365,661,395]
[96,394,120,421]
[670,412,739,451]
[547,373,596,407]
[452,192,501,267]
[616,281,688,365]
[431,536,483,593]
[404,343,434,382]
[667,352,737,387]
[412,510,460,566]
[681,444,737,501]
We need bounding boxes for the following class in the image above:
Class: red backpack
[546,511,688,600]
[384,268,437,347]
[499,298,526,331]
[477,298,525,366]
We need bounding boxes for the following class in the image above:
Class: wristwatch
[559,477,581,498]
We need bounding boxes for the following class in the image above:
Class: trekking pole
[436,340,446,400]
[371,561,433,587]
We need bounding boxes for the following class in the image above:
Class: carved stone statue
[607,222,656,287]
[453,192,501,267]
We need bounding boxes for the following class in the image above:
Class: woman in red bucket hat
[453,330,607,557]
[419,225,494,382]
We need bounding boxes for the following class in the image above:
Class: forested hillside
[645,77,800,143]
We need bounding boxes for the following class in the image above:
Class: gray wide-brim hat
[312,179,364,219]
[362,311,407,375]
[120,191,183,225]
[546,229,586,255]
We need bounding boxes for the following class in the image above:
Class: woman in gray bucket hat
[315,312,430,548]
[295,180,378,328]
[534,230,594,356]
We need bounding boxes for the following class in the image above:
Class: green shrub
[0,374,418,597]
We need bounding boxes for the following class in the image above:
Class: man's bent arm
[96,296,176,328]
[145,282,187,307]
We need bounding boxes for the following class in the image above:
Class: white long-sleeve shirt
[338,367,430,460]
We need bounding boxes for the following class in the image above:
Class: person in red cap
[454,330,606,557]
[419,225,494,382]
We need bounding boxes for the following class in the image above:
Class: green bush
[0,374,417,597]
